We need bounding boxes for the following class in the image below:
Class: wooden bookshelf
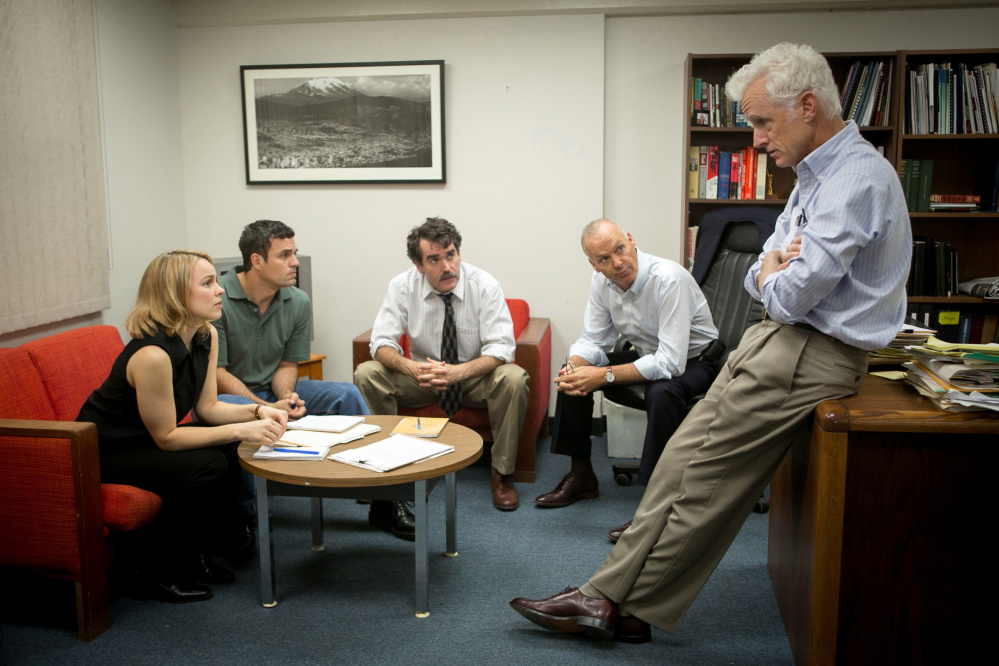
[897,49,999,303]
[683,49,998,319]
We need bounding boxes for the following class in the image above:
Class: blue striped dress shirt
[745,121,911,350]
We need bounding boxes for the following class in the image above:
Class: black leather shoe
[369,500,415,541]
[134,579,213,604]
[615,615,651,643]
[510,587,617,639]
[190,554,235,585]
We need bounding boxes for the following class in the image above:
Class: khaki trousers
[353,360,529,475]
[583,320,868,633]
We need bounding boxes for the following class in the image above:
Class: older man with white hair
[510,42,911,643]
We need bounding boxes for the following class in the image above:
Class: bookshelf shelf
[689,198,788,205]
[908,296,990,304]
[908,212,999,219]
[902,134,999,140]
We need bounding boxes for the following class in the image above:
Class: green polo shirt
[216,269,311,393]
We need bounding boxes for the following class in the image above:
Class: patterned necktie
[438,293,462,417]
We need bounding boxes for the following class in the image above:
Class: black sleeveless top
[77,329,211,453]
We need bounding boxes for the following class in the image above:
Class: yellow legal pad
[391,416,449,438]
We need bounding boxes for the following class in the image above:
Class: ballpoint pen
[274,448,319,454]
[417,417,421,430]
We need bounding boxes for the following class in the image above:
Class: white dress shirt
[745,121,911,350]
[568,250,718,381]
[369,262,516,364]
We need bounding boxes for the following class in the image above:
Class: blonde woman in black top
[78,250,287,603]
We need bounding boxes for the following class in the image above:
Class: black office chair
[604,207,781,512]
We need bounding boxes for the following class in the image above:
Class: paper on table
[253,424,382,460]
[329,434,454,472]
[287,415,365,432]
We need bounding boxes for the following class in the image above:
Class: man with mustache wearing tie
[355,217,530,513]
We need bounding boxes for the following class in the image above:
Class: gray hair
[580,218,619,251]
[725,43,841,120]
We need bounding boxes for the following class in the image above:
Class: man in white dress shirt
[354,217,530,511]
[535,219,721,544]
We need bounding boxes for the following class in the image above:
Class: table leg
[255,476,277,607]
[310,498,325,551]
[414,479,429,617]
[445,472,457,557]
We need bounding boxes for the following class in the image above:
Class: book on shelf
[729,151,740,199]
[688,146,699,200]
[930,194,981,203]
[841,60,894,127]
[698,146,708,198]
[686,226,698,271]
[755,151,767,200]
[766,154,797,200]
[717,152,731,199]
[907,60,998,134]
[916,159,934,213]
[706,146,719,199]
[909,235,958,298]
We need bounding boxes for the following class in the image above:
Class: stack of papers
[869,323,936,364]
[902,336,999,412]
[329,434,454,472]
[253,423,381,460]
[287,415,365,432]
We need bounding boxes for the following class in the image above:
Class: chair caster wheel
[615,472,632,486]
[753,496,769,513]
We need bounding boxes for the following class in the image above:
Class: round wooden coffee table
[238,415,483,615]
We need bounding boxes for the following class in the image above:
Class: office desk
[769,376,998,665]
[239,416,482,616]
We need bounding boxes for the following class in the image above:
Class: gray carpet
[1,435,793,665]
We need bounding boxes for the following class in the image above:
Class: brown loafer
[615,614,651,643]
[510,587,617,639]
[607,519,632,543]
[534,472,599,508]
[490,472,519,511]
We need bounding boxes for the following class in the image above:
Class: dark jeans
[549,351,719,485]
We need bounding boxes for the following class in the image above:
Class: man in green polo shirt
[217,220,415,542]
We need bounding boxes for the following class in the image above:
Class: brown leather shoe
[510,587,617,639]
[607,519,632,543]
[490,472,519,511]
[534,472,599,507]
[615,614,651,643]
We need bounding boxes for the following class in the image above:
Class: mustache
[440,272,457,280]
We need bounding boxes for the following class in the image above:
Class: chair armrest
[0,419,105,574]
[353,329,374,371]
[514,317,552,426]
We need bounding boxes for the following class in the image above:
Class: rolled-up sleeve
[369,277,408,358]
[476,282,516,363]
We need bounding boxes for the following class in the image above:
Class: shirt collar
[421,266,466,302]
[224,269,292,302]
[605,248,650,296]
[796,119,858,180]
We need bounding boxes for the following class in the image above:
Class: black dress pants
[549,351,719,485]
[100,436,242,574]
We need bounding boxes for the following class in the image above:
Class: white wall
[176,14,606,386]
[0,0,186,347]
[604,8,999,263]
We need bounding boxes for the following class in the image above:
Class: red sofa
[352,298,551,482]
[0,325,162,640]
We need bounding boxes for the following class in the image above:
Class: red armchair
[0,326,162,640]
[353,298,550,482]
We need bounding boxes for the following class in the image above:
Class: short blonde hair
[125,250,215,340]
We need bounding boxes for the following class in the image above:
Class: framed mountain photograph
[240,60,445,184]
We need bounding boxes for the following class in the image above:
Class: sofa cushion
[506,298,529,339]
[22,325,124,421]
[0,347,57,420]
[101,484,163,531]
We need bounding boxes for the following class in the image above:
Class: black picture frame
[240,60,445,184]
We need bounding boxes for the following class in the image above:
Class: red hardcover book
[929,194,981,203]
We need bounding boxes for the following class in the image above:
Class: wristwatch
[604,367,616,383]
